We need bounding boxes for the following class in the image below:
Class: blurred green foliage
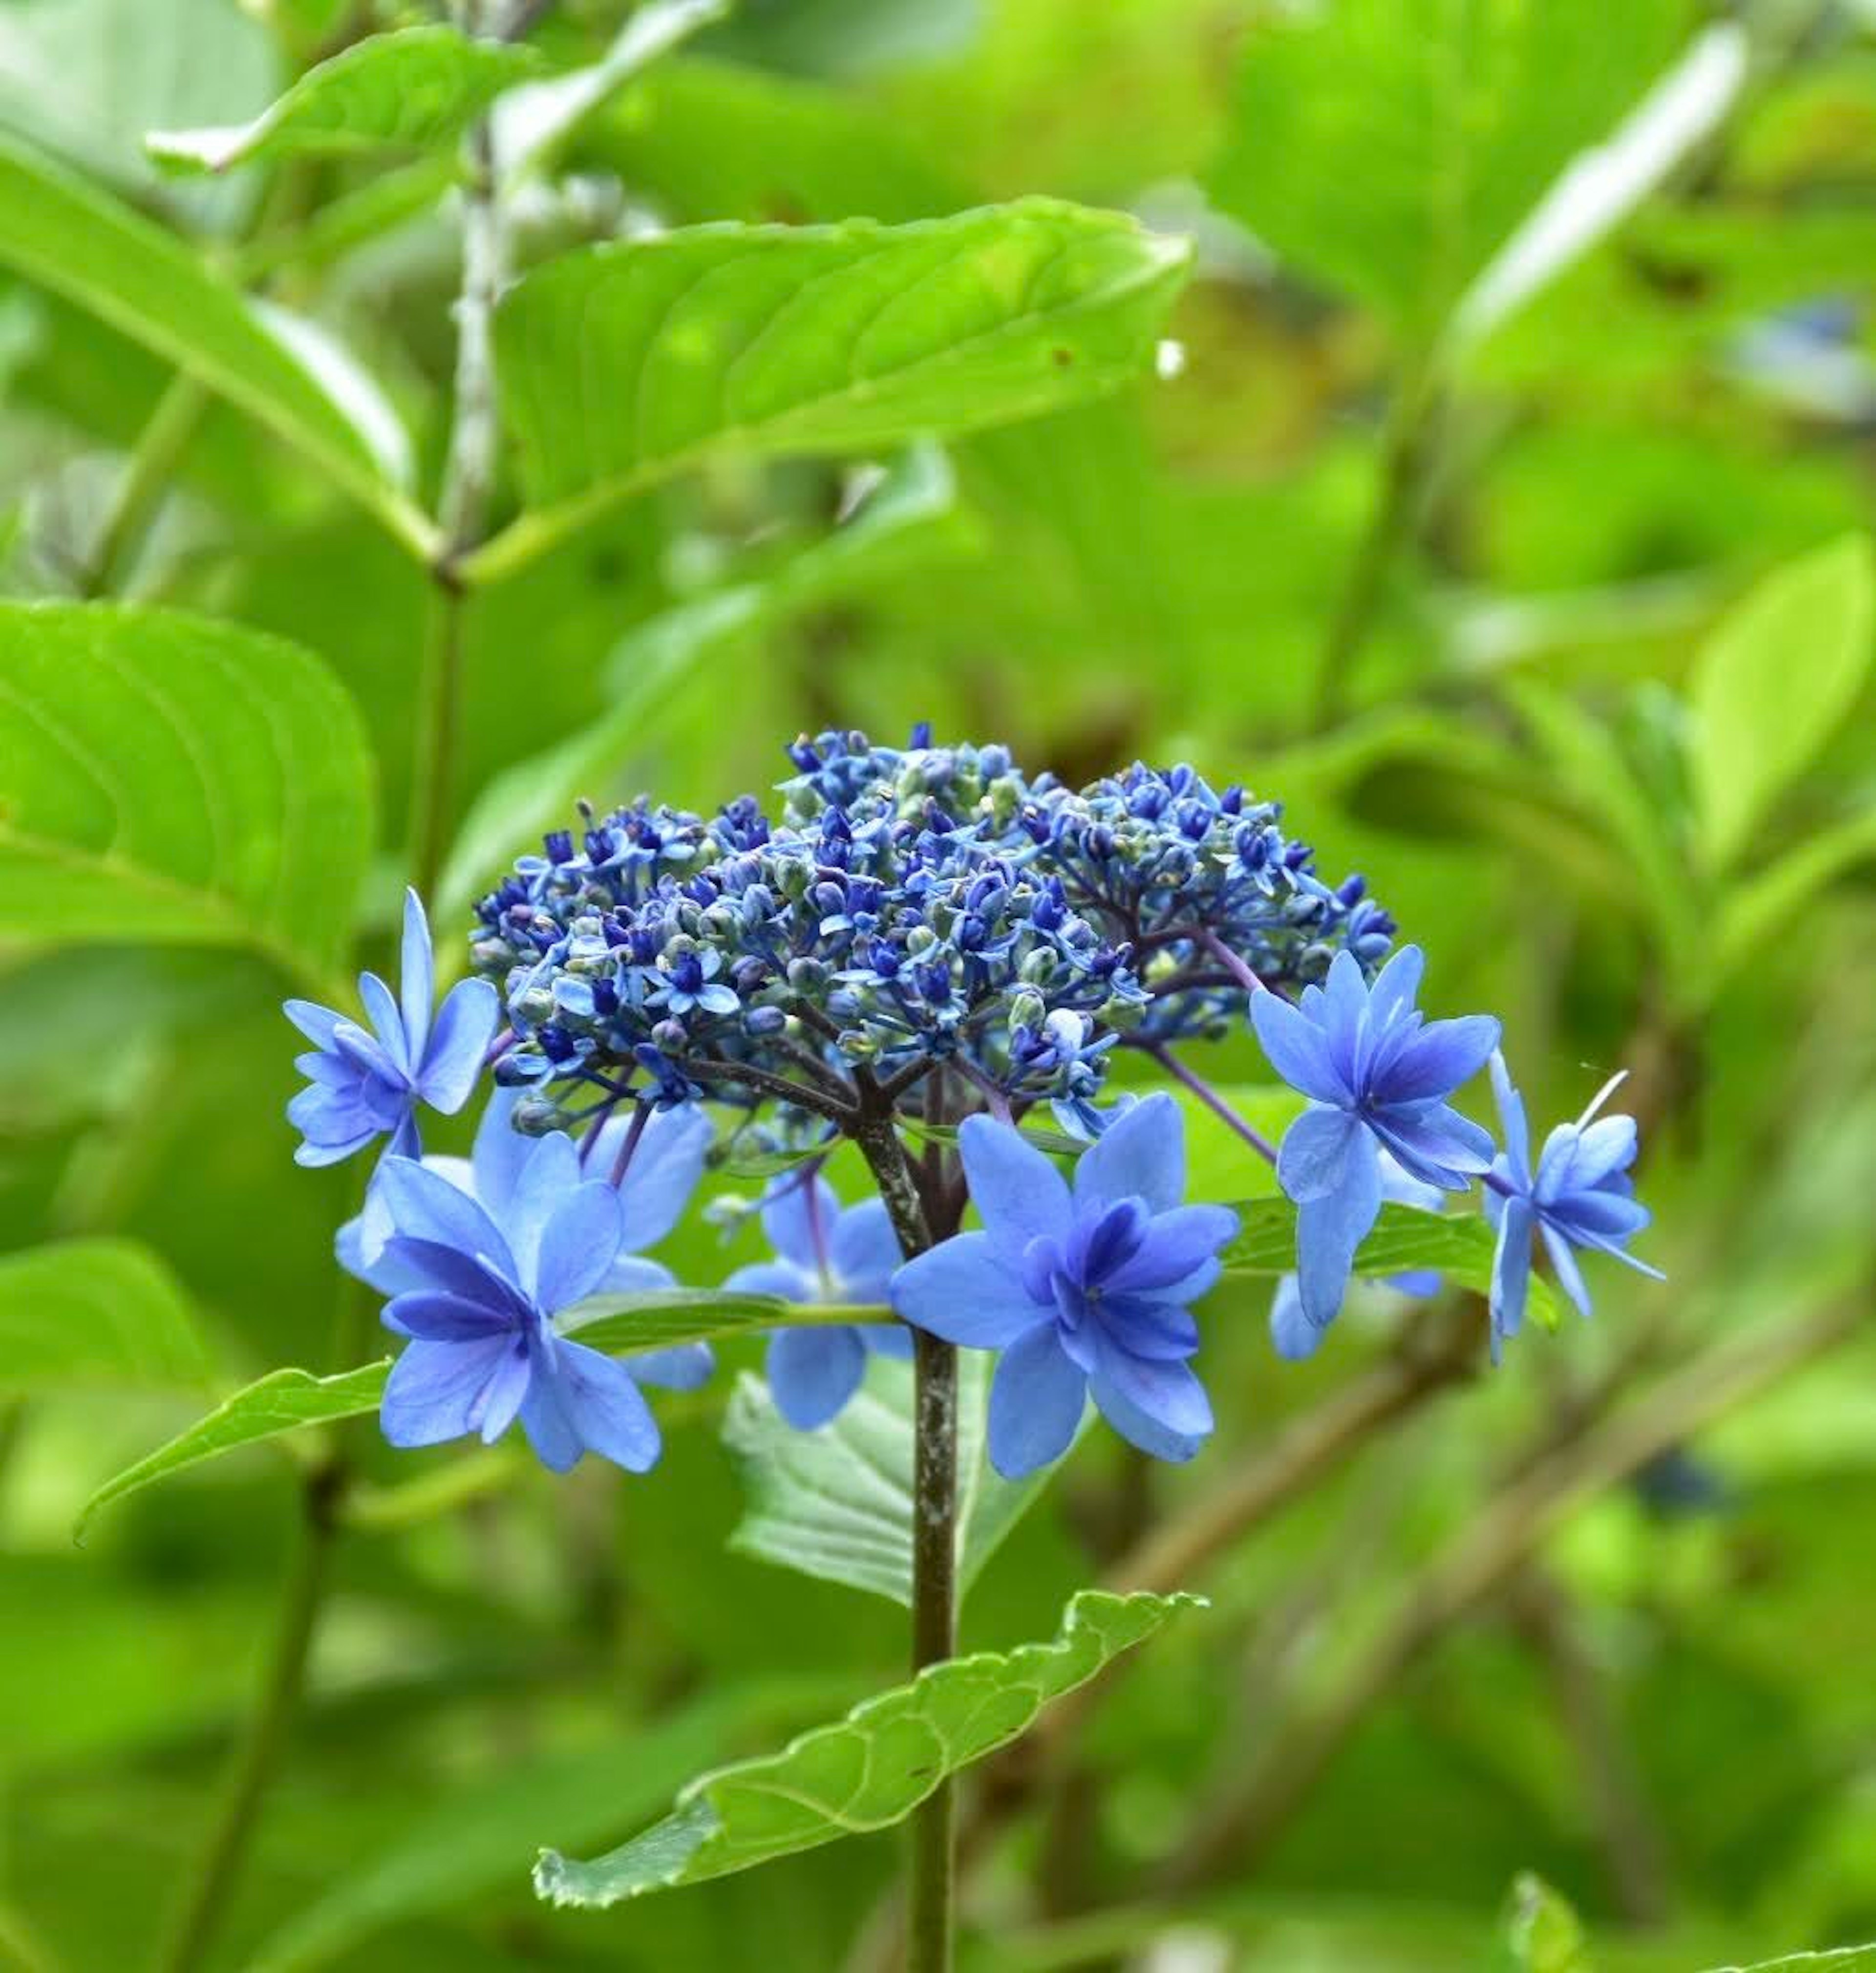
[1,1,1874,1970]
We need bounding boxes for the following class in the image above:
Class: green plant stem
[1309,364,1440,733]
[77,375,210,599]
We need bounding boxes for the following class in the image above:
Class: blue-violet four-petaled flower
[889,1094,1237,1479]
[725,1173,909,1429]
[285,889,497,1167]
[1485,1051,1662,1362]
[1252,945,1498,1340]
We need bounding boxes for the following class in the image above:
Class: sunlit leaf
[0,1240,210,1396]
[723,1353,1056,1609]
[147,26,539,175]
[470,198,1190,581]
[0,134,432,553]
[532,1588,1202,1906]
[1715,807,1876,985]
[0,602,374,991]
[1492,1871,1592,1973]
[1690,534,1875,872]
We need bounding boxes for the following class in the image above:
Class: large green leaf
[469,197,1190,580]
[722,1352,1056,1609]
[75,1293,886,1532]
[436,443,976,915]
[1222,1198,1566,1331]
[532,1588,1201,1907]
[147,25,540,175]
[1690,535,1875,872]
[0,1240,209,1397]
[0,603,374,991]
[246,1677,858,1972]
[0,135,432,555]
[1208,0,1688,344]
[1701,1953,1876,1972]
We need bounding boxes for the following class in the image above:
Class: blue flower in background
[1268,1152,1445,1360]
[725,1173,909,1429]
[890,1095,1237,1479]
[1252,946,1498,1336]
[286,889,497,1167]
[342,1090,715,1467]
[1485,1051,1661,1363]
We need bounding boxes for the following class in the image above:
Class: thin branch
[687,1056,858,1125]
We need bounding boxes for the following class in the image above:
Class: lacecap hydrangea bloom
[724,1173,909,1429]
[890,1095,1237,1478]
[286,889,497,1166]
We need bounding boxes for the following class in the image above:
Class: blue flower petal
[1541,1222,1594,1318]
[470,1087,532,1219]
[503,1132,583,1291]
[550,1336,663,1471]
[375,1156,519,1284]
[284,998,346,1049]
[628,1342,715,1391]
[890,1231,1047,1348]
[614,1103,712,1252]
[1095,1293,1200,1360]
[766,1326,868,1429]
[399,888,434,1063]
[986,1326,1086,1478]
[417,976,499,1113]
[1250,990,1348,1106]
[1370,1102,1495,1187]
[1104,1204,1238,1294]
[1295,1138,1383,1331]
[725,1259,814,1301]
[1276,1105,1362,1204]
[760,1173,839,1273]
[957,1116,1071,1268]
[1490,1195,1534,1362]
[381,1334,515,1448]
[1489,1051,1531,1184]
[1373,1014,1500,1105]
[1268,1274,1324,1361]
[532,1180,625,1312]
[829,1198,903,1298]
[1087,1369,1206,1462]
[1073,1092,1183,1215]
[1091,1337,1213,1437]
[357,971,410,1076]
[383,1291,514,1342]
[859,1321,914,1360]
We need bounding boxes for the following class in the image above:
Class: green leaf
[437,444,973,915]
[0,134,433,555]
[146,26,539,175]
[492,0,728,188]
[246,1677,858,1972]
[76,1361,389,1537]
[1714,806,1876,986]
[1221,1198,1566,1332]
[1691,535,1875,872]
[0,1240,210,1397]
[469,197,1190,582]
[1492,1871,1592,1973]
[532,1588,1201,1907]
[1208,0,1688,345]
[0,602,374,991]
[722,1354,1057,1608]
[74,1291,890,1532]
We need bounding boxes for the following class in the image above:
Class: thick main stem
[851,1110,955,1973]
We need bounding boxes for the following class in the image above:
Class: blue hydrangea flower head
[1485,1051,1662,1362]
[1253,945,1498,1339]
[889,1094,1238,1479]
[285,889,497,1167]
[724,1171,909,1429]
[342,1089,715,1469]
[1268,1152,1444,1360]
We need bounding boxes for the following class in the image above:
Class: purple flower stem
[605,1101,651,1189]
[1149,1043,1280,1168]
[1196,927,1269,997]
[953,1057,1013,1126]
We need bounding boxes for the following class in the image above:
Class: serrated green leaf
[722,1354,1056,1608]
[0,602,374,992]
[1208,0,1687,345]
[0,134,432,554]
[0,1240,210,1397]
[437,445,973,916]
[1221,1198,1565,1332]
[146,26,539,175]
[532,1588,1202,1906]
[469,198,1190,582]
[74,1292,888,1532]
[1691,535,1875,871]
